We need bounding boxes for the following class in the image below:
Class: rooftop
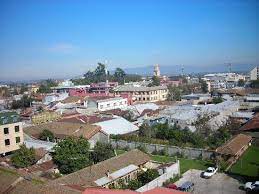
[51,149,150,188]
[0,112,20,125]
[24,121,103,140]
[216,134,252,156]
[114,85,167,92]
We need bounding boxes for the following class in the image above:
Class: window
[5,139,10,146]
[15,126,19,132]
[100,105,104,109]
[107,103,110,107]
[4,127,9,135]
[16,137,21,143]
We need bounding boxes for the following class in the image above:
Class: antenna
[227,63,232,73]
[181,65,184,76]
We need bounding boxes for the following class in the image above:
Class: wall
[136,161,180,192]
[111,139,214,160]
[88,132,109,148]
[0,122,24,154]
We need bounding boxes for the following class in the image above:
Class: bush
[11,144,36,168]
[39,129,55,142]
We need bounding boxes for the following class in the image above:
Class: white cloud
[48,43,78,53]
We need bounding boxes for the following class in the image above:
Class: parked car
[244,181,259,192]
[202,167,218,178]
[167,183,178,190]
[178,181,194,192]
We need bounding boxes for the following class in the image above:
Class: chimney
[106,170,110,178]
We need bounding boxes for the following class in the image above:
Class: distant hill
[123,64,255,76]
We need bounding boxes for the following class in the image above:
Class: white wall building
[97,97,128,111]
[250,66,259,80]
[43,93,69,105]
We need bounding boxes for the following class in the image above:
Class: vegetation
[237,79,245,87]
[11,144,36,168]
[200,79,208,93]
[212,97,224,104]
[167,85,182,101]
[37,79,58,93]
[229,146,259,177]
[39,129,55,142]
[148,76,160,87]
[250,80,259,88]
[11,95,33,109]
[151,155,213,174]
[72,63,142,85]
[52,137,92,174]
[91,142,115,163]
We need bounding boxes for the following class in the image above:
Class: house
[181,93,211,105]
[114,85,168,103]
[24,121,108,148]
[0,112,24,155]
[87,97,128,112]
[216,134,252,167]
[51,149,151,189]
[90,82,119,94]
[43,93,69,105]
[94,117,139,135]
[31,111,61,124]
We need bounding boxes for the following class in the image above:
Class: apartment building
[250,66,259,81]
[0,112,24,155]
[113,85,168,103]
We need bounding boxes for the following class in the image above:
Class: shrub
[11,144,36,168]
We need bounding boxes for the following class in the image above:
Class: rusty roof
[216,134,252,156]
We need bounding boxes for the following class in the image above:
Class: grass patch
[151,155,213,174]
[115,149,126,155]
[229,146,259,177]
[0,167,19,176]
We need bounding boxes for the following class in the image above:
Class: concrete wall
[136,161,180,192]
[0,122,24,155]
[111,139,214,160]
[88,132,109,148]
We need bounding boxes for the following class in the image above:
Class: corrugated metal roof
[94,164,138,186]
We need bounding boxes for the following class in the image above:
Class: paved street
[175,169,245,194]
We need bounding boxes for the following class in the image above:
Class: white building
[97,97,128,111]
[43,93,69,105]
[250,66,259,80]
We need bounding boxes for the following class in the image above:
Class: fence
[111,139,214,160]
[136,160,180,192]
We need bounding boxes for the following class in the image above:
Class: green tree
[11,144,36,168]
[114,68,126,83]
[39,129,55,142]
[128,179,142,190]
[212,97,223,104]
[20,85,28,94]
[168,85,182,101]
[148,76,160,87]
[52,137,92,174]
[11,95,32,109]
[237,79,245,87]
[138,169,159,185]
[91,142,115,163]
[200,79,208,93]
[139,123,153,138]
[250,80,259,88]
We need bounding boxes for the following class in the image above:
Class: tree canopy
[148,76,160,87]
[39,129,55,142]
[11,95,32,109]
[11,144,36,168]
[91,142,115,163]
[52,137,92,174]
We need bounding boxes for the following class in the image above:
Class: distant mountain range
[123,64,255,76]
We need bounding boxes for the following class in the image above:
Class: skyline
[0,0,258,81]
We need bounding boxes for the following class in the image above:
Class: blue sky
[0,0,258,80]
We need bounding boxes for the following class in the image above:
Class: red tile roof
[239,114,259,131]
[58,115,114,124]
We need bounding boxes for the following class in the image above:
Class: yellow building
[0,112,24,155]
[32,111,61,125]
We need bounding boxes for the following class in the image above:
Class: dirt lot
[175,169,245,194]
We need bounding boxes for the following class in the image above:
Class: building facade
[250,66,259,80]
[114,85,168,103]
[0,112,24,155]
[97,97,128,111]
